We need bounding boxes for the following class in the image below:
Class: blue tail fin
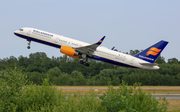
[134,40,168,63]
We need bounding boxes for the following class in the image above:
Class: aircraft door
[54,36,59,43]
[27,29,31,35]
[130,57,134,65]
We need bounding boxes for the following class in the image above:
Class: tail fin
[134,40,168,63]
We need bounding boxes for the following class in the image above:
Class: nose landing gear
[27,40,31,49]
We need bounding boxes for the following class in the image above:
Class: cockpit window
[19,29,23,31]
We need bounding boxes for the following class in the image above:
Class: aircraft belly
[93,55,139,69]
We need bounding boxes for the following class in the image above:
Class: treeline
[0,51,180,86]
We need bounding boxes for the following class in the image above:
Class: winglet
[96,36,105,45]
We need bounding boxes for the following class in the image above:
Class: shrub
[0,68,27,111]
[0,68,58,112]
[99,81,168,112]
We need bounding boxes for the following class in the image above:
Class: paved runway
[152,95,180,100]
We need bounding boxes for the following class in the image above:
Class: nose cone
[14,30,19,36]
[14,29,19,33]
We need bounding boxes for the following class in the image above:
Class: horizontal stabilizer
[140,63,158,66]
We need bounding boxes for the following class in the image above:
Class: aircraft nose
[14,30,18,34]
[14,30,19,36]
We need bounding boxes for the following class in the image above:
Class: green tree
[176,73,180,86]
[28,72,47,85]
[129,49,140,55]
[74,73,87,86]
[18,55,30,71]
[111,76,120,86]
[98,76,111,86]
[168,58,178,64]
[41,56,52,71]
[99,69,114,79]
[155,55,166,64]
[56,73,71,85]
[47,66,61,77]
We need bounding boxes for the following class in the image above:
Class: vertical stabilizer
[134,40,168,63]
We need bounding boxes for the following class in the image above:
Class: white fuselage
[14,27,160,70]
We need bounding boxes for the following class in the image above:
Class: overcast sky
[1,0,180,61]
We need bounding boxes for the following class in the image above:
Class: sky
[0,0,180,61]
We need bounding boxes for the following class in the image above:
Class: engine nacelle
[60,45,80,58]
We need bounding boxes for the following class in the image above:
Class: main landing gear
[80,54,89,67]
[80,60,89,67]
[27,40,31,49]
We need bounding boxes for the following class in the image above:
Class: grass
[56,86,180,94]
[159,100,180,112]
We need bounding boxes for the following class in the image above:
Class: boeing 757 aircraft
[14,27,168,70]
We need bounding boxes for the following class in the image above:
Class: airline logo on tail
[146,47,161,56]
[99,40,103,43]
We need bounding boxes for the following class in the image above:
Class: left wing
[74,36,105,57]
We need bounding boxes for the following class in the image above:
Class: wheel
[85,63,89,67]
[86,63,89,67]
[27,46,30,49]
[80,60,84,64]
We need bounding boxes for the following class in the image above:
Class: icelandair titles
[33,30,53,38]
[139,55,154,61]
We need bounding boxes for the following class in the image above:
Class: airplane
[14,27,168,70]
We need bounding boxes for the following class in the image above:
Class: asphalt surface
[152,95,180,100]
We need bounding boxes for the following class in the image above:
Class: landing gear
[80,60,89,67]
[85,63,89,67]
[80,54,89,67]
[27,40,31,49]
[80,60,84,64]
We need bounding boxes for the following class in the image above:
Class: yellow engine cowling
[60,45,80,58]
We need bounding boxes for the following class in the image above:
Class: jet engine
[60,45,80,58]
